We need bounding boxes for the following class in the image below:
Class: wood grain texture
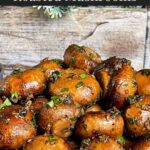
[145,7,150,69]
[0,6,147,76]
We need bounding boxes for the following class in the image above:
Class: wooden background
[0,6,149,77]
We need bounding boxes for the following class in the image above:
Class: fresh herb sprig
[34,6,75,19]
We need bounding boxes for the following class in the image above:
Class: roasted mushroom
[24,134,70,150]
[0,105,36,149]
[0,45,149,150]
[49,68,101,106]
[75,107,124,138]
[0,59,63,102]
[124,95,150,138]
[135,69,150,95]
[64,44,101,73]
[38,101,80,138]
[94,57,137,109]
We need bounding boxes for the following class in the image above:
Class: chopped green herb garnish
[61,88,69,92]
[47,100,54,107]
[117,136,125,145]
[135,103,142,108]
[88,53,94,60]
[127,95,143,105]
[0,98,12,109]
[42,83,46,87]
[82,138,91,145]
[51,96,61,103]
[11,92,18,99]
[32,116,37,126]
[48,135,57,145]
[128,118,135,124]
[12,68,22,74]
[79,73,87,79]
[47,96,61,107]
[76,81,84,88]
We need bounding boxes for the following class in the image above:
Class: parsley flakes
[48,135,57,145]
[75,81,84,88]
[88,53,94,60]
[117,136,125,145]
[135,103,142,108]
[0,98,12,109]
[47,100,54,108]
[12,68,22,75]
[79,73,87,79]
[61,88,69,92]
[82,138,91,145]
[11,92,19,99]
[128,118,135,124]
[47,96,61,108]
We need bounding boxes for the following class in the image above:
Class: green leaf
[42,83,46,87]
[47,100,54,108]
[48,135,57,145]
[12,68,22,74]
[52,96,61,105]
[128,118,135,124]
[61,88,69,92]
[75,81,84,88]
[47,96,61,107]
[117,136,125,145]
[82,138,91,145]
[4,98,12,106]
[32,116,37,126]
[51,96,60,103]
[79,73,87,79]
[11,92,18,99]
[0,104,5,109]
[0,98,12,109]
[88,53,94,60]
[135,103,142,108]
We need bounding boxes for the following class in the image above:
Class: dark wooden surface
[0,7,149,77]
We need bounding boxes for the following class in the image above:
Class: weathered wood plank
[145,8,150,69]
[0,7,147,73]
